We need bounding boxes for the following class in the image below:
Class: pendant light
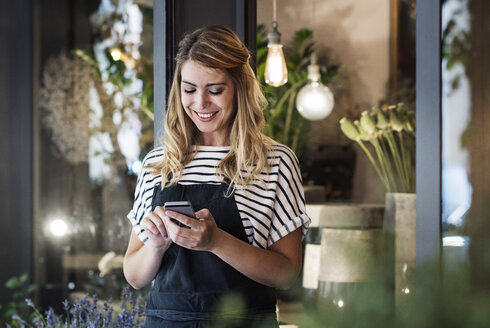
[296,52,334,120]
[264,0,288,87]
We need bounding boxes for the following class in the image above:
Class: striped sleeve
[267,145,311,247]
[126,148,163,243]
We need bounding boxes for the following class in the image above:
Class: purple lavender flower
[45,307,58,326]
[11,314,26,328]
[105,304,114,327]
[25,298,35,308]
[63,299,70,311]
[13,284,146,328]
[90,293,98,313]
[32,316,45,328]
[136,295,146,317]
[92,309,102,327]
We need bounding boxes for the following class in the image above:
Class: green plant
[0,273,37,326]
[340,103,415,193]
[286,259,490,328]
[257,25,338,155]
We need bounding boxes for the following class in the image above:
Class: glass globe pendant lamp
[264,0,288,87]
[296,53,334,120]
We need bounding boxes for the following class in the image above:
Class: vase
[383,192,416,304]
[303,203,384,309]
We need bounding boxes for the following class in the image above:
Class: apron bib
[144,181,278,328]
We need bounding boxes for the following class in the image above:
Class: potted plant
[339,103,416,303]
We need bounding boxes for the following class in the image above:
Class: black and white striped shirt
[127,144,311,249]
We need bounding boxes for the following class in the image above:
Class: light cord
[273,0,277,22]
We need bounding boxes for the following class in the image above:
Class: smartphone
[164,201,196,228]
[164,201,196,218]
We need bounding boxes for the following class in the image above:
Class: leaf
[292,28,313,49]
[321,65,339,84]
[5,277,18,289]
[256,47,268,64]
[19,273,28,284]
[5,274,25,289]
[27,284,38,294]
[257,64,265,82]
[13,291,24,300]
[5,308,17,318]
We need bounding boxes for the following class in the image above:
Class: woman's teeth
[196,112,216,118]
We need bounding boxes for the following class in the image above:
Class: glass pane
[36,0,154,308]
[441,0,471,270]
[441,0,490,279]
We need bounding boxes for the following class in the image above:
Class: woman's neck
[201,134,230,146]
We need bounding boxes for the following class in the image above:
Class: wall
[0,0,34,305]
[258,0,391,203]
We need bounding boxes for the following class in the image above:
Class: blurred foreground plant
[0,273,37,327]
[8,286,145,328]
[340,103,415,193]
[290,258,490,327]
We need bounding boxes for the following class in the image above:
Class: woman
[124,25,311,327]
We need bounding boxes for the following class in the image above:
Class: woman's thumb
[195,208,211,220]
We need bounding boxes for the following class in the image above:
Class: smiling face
[180,60,236,146]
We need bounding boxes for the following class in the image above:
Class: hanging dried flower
[39,51,97,165]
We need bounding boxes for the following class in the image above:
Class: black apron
[145,181,278,328]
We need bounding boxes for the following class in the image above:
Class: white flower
[98,251,124,277]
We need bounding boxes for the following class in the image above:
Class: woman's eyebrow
[181,80,227,87]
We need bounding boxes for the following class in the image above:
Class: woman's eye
[209,89,223,95]
[183,89,195,94]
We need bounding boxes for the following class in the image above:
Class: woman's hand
[140,206,173,249]
[124,206,174,290]
[163,208,219,251]
[163,208,302,290]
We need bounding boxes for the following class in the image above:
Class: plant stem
[291,120,304,154]
[357,140,391,192]
[139,104,154,121]
[397,131,411,192]
[271,79,306,120]
[283,89,296,145]
[404,132,416,192]
[371,138,397,192]
[386,130,408,192]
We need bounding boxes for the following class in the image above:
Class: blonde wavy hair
[150,25,273,190]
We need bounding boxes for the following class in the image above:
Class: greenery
[340,103,415,193]
[257,25,338,155]
[289,261,490,327]
[441,0,470,92]
[5,264,490,327]
[0,274,37,327]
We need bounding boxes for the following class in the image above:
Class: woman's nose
[194,92,210,110]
